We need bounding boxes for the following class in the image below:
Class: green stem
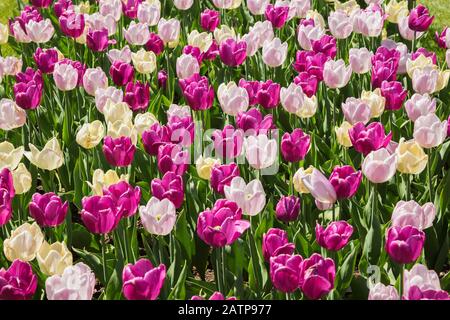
[101,234,108,285]
[371,183,377,225]
[427,149,433,203]
[399,264,405,299]
[215,248,224,293]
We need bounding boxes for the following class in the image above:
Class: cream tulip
[196,156,221,180]
[103,101,133,124]
[293,165,315,193]
[107,120,138,145]
[296,95,317,118]
[134,112,159,136]
[385,0,408,24]
[3,222,44,262]
[12,163,32,194]
[0,141,24,170]
[25,138,64,171]
[131,49,157,74]
[76,121,105,149]
[361,89,385,118]
[0,23,9,45]
[396,138,428,175]
[87,169,128,195]
[406,54,436,78]
[187,30,213,52]
[37,241,73,276]
[335,121,353,148]
[214,25,236,44]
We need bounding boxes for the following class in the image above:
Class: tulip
[392,200,435,231]
[368,283,400,300]
[435,27,448,49]
[236,107,275,135]
[0,260,37,300]
[411,67,439,94]
[297,22,324,51]
[214,25,236,45]
[86,28,109,52]
[0,99,26,131]
[403,264,447,300]
[323,59,352,89]
[244,134,278,169]
[179,73,215,111]
[328,10,352,39]
[83,67,108,96]
[292,166,313,194]
[0,23,9,45]
[269,254,302,293]
[107,46,132,64]
[33,47,59,74]
[173,0,193,10]
[103,181,141,218]
[219,38,247,67]
[80,195,121,234]
[176,54,200,80]
[130,51,156,77]
[280,83,304,114]
[341,97,371,125]
[224,177,266,216]
[139,197,176,236]
[0,190,13,226]
[137,1,160,26]
[45,262,95,300]
[124,81,150,111]
[385,225,425,264]
[0,142,23,171]
[25,19,54,43]
[102,136,135,167]
[408,4,434,32]
[349,47,373,74]
[94,86,123,113]
[352,8,383,37]
[183,45,204,64]
[361,89,386,118]
[293,72,319,97]
[59,10,85,38]
[3,222,44,262]
[12,164,32,195]
[157,143,189,176]
[122,258,166,300]
[406,54,435,79]
[195,156,220,180]
[399,15,424,41]
[13,79,42,110]
[262,37,288,68]
[362,148,397,183]
[265,4,289,29]
[396,138,428,175]
[262,228,295,262]
[109,61,134,86]
[349,122,392,156]
[316,221,353,251]
[407,287,450,300]
[302,169,337,209]
[141,123,171,156]
[257,80,281,109]
[211,125,243,160]
[335,121,353,148]
[247,20,274,49]
[36,241,72,276]
[53,63,78,91]
[200,9,220,32]
[329,165,362,199]
[151,172,184,209]
[247,0,270,15]
[311,34,337,60]
[197,199,250,247]
[76,120,105,150]
[413,114,448,149]
[275,195,300,222]
[53,0,73,16]
[371,50,400,89]
[299,253,335,300]
[158,70,168,88]
[157,18,180,47]
[87,169,128,196]
[122,0,142,19]
[411,48,437,65]
[124,21,150,46]
[210,163,240,194]
[25,137,64,171]
[238,79,261,106]
[29,192,68,227]
[280,128,310,163]
[187,30,213,53]
[217,81,249,116]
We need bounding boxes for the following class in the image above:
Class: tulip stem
[427,149,433,203]
[399,264,405,299]
[371,183,377,225]
[214,248,224,293]
[101,234,108,286]
[404,174,411,201]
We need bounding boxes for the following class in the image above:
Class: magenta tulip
[264,4,289,29]
[316,221,354,251]
[238,79,261,106]
[299,253,335,300]
[262,228,295,262]
[157,143,189,176]
[167,115,195,147]
[408,5,434,32]
[145,33,165,55]
[407,286,450,300]
[381,80,408,111]
[124,81,150,111]
[103,181,141,218]
[312,35,337,59]
[210,163,240,194]
[211,125,244,159]
[102,136,136,167]
[329,165,362,199]
[122,0,142,19]
[183,45,204,64]
[151,172,184,209]
[59,10,85,38]
[293,72,319,97]
[33,47,58,74]
[281,128,311,162]
[270,254,303,293]
[86,28,109,52]
[0,260,37,300]
[435,27,448,49]
[0,168,14,227]
[179,73,214,111]
[28,192,68,227]
[53,0,72,18]
[142,123,172,156]
[80,195,121,234]
[348,122,392,156]
[411,48,437,65]
[200,9,220,32]
[109,61,134,86]
[275,195,301,222]
[236,107,275,135]
[122,258,166,300]
[158,70,168,88]
[385,225,425,264]
[219,38,247,67]
[257,80,280,109]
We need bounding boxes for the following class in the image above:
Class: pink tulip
[219,38,247,67]
[80,195,121,234]
[0,260,37,300]
[403,264,449,300]
[368,283,399,300]
[265,4,289,29]
[299,253,335,300]
[280,128,310,162]
[349,48,373,74]
[329,165,362,199]
[328,10,353,39]
[157,18,180,45]
[53,63,78,91]
[102,136,136,167]
[392,200,436,231]
[151,172,184,209]
[103,181,141,218]
[262,228,295,262]
[301,169,337,208]
[124,22,150,46]
[212,125,244,160]
[29,192,68,227]
[94,86,123,113]
[176,54,200,80]
[124,81,150,111]
[210,163,240,194]
[413,114,448,148]
[83,67,108,96]
[349,122,392,156]
[385,225,425,264]
[316,221,353,251]
[270,254,303,293]
[323,59,352,89]
[157,143,189,176]
[362,148,397,183]
[408,4,434,32]
[107,46,132,64]
[122,258,166,300]
[405,94,437,122]
[411,67,439,95]
[341,97,371,125]
[262,37,288,67]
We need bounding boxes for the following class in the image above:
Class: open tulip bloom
[0,0,449,303]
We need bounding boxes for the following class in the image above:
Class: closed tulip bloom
[435,27,448,49]
[411,67,439,94]
[179,73,215,111]
[0,23,9,44]
[12,164,32,195]
[396,138,428,175]
[349,122,392,156]
[86,28,109,52]
[0,99,26,131]
[257,79,281,109]
[361,89,386,118]
[413,114,448,148]
[197,199,250,247]
[25,19,54,43]
[299,253,335,300]
[297,23,324,51]
[247,0,269,15]
[262,37,288,68]
[210,163,240,194]
[36,241,72,276]
[219,38,247,67]
[385,225,425,264]
[341,97,371,125]
[137,1,160,26]
[323,59,352,89]
[102,136,135,167]
[200,9,220,32]
[362,148,397,183]
[25,137,64,171]
[369,283,400,300]
[311,34,337,59]
[265,4,289,29]
[3,222,44,262]
[139,197,176,236]
[124,21,150,46]
[122,259,166,300]
[45,262,96,300]
[262,228,295,261]
[59,10,85,38]
[80,195,121,234]
[281,128,310,162]
[329,165,362,199]
[275,195,300,222]
[94,86,123,113]
[407,286,450,300]
[53,63,78,91]
[349,47,373,74]
[76,120,105,149]
[236,107,275,135]
[158,70,168,88]
[131,49,157,74]
[244,134,278,169]
[176,54,200,80]
[109,61,134,86]
[29,192,68,227]
[151,172,184,208]
[247,20,274,49]
[280,83,304,114]
[0,260,37,300]
[13,79,42,110]
[293,72,319,97]
[141,123,171,156]
[270,254,302,293]
[0,142,23,170]
[87,169,129,196]
[124,81,150,111]
[10,21,31,43]
[157,143,189,176]
[33,47,59,74]
[224,177,266,216]
[296,95,317,119]
[122,0,142,19]
[157,18,180,47]
[316,221,353,251]
[217,81,249,116]
[104,181,141,218]
[83,67,108,96]
[173,0,193,10]
[302,168,337,209]
[403,264,447,300]
[328,10,353,39]
[408,4,434,32]
[392,200,435,231]
[107,46,132,64]
[352,8,383,37]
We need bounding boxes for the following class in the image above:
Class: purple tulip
[293,50,315,73]
[435,27,448,49]
[380,80,408,111]
[200,9,220,32]
[299,253,335,300]
[11,6,42,34]
[211,125,244,159]
[264,4,289,29]
[157,70,168,88]
[411,47,437,65]
[59,10,85,38]
[312,35,337,59]
[262,228,295,262]
[151,172,184,209]
[53,0,72,18]
[13,80,43,110]
[122,0,142,19]
[122,258,166,300]
[293,72,319,97]
[145,33,165,55]
[316,221,354,251]
[183,45,203,64]
[371,47,400,88]
[408,4,434,32]
[270,254,303,293]
[385,225,425,264]
[0,168,14,227]
[86,28,109,52]
[124,81,150,111]
[407,286,450,300]
[348,122,392,156]
[238,79,262,106]
[102,136,136,167]
[103,181,141,218]
[0,260,37,300]
[167,115,195,147]
[196,199,250,247]
[109,61,134,86]
[281,128,311,162]
[210,163,240,194]
[33,47,59,74]
[142,123,172,156]
[157,143,189,176]
[235,108,275,136]
[329,165,362,199]
[219,38,247,67]
[275,195,301,222]
[80,195,121,234]
[257,80,280,109]
[28,192,69,227]
[179,73,214,111]
[0,168,15,197]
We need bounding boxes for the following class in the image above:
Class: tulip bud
[385,225,425,264]
[122,259,166,300]
[275,195,300,222]
[270,254,302,293]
